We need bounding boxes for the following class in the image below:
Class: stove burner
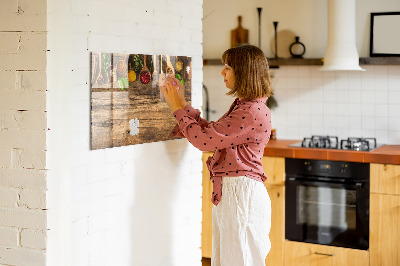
[301,135,339,149]
[294,136,378,151]
[340,137,377,151]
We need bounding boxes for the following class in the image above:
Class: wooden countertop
[263,139,400,165]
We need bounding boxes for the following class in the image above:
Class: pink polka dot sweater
[170,97,272,206]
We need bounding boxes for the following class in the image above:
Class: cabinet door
[202,152,213,258]
[284,241,369,266]
[264,185,284,266]
[370,193,400,266]
[370,163,400,195]
[261,156,285,185]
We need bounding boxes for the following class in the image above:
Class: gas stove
[289,135,381,151]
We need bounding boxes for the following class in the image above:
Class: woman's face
[220,64,235,89]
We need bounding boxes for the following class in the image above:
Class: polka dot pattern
[170,97,272,206]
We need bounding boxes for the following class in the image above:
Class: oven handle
[286,177,364,189]
[314,252,335,257]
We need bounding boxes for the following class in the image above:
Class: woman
[162,44,273,266]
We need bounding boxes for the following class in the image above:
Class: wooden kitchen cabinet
[202,152,213,258]
[370,193,400,266]
[284,241,369,266]
[261,156,285,185]
[201,154,286,266]
[264,184,285,266]
[370,163,400,195]
[262,156,285,266]
[370,163,400,266]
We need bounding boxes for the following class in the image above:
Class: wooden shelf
[359,57,400,65]
[268,58,322,67]
[203,57,400,67]
[203,58,323,67]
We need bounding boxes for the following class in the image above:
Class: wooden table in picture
[91,80,191,150]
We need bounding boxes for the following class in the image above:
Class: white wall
[204,65,400,144]
[0,0,48,265]
[203,0,400,58]
[271,65,400,144]
[203,0,400,145]
[46,0,203,266]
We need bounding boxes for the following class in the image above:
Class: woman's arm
[172,106,256,152]
[162,76,210,137]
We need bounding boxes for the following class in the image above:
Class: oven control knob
[340,164,347,174]
[304,161,312,171]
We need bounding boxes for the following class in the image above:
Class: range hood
[320,0,365,71]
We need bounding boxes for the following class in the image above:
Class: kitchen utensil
[175,58,183,71]
[151,55,159,88]
[289,36,306,58]
[257,8,262,48]
[273,21,279,58]
[187,60,191,80]
[230,16,249,48]
[116,59,128,77]
[159,55,166,102]
[140,54,151,84]
[166,55,175,75]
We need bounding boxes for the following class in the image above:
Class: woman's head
[221,44,273,99]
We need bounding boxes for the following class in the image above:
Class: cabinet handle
[314,252,335,257]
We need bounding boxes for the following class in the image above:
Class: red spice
[140,71,151,84]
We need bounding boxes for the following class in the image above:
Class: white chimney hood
[320,0,365,71]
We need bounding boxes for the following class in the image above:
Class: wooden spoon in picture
[94,52,103,85]
[140,54,151,84]
[175,57,183,72]
[159,56,166,102]
[166,55,175,75]
[151,54,159,88]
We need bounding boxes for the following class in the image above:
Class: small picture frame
[370,12,400,57]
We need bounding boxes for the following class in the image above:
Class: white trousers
[212,176,271,266]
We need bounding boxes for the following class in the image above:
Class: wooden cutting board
[231,16,249,48]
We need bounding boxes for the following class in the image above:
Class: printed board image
[90,52,192,150]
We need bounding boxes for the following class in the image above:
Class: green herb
[118,78,125,90]
[118,77,129,91]
[132,54,143,73]
[101,52,111,76]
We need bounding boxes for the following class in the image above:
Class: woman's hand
[173,76,187,108]
[161,76,187,113]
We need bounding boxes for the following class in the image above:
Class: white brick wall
[2,0,203,264]
[0,187,19,208]
[46,1,203,266]
[0,227,19,247]
[21,229,47,250]
[0,0,48,265]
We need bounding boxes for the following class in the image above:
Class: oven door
[285,177,369,250]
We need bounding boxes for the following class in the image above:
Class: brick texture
[0,0,47,264]
[19,189,47,209]
[0,208,47,230]
[0,247,46,266]
[21,229,46,249]
[0,187,19,208]
[0,227,19,247]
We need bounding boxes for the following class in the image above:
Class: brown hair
[221,44,273,99]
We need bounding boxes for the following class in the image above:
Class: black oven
[285,158,369,250]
